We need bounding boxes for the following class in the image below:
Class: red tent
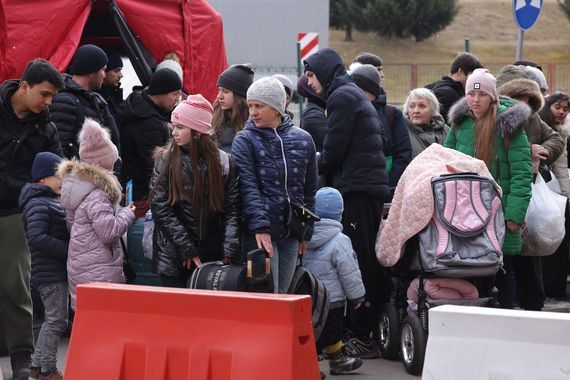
[0,0,227,101]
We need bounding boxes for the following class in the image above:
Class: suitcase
[188,249,274,293]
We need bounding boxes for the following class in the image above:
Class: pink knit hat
[78,118,119,171]
[466,68,498,102]
[171,94,214,134]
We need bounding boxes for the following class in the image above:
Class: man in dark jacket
[304,48,389,358]
[426,53,483,122]
[50,44,121,166]
[97,49,124,122]
[0,58,64,380]
[350,62,412,193]
[297,74,327,152]
[118,67,182,217]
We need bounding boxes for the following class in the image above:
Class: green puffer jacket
[445,97,533,255]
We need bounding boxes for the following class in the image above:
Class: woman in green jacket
[444,68,533,309]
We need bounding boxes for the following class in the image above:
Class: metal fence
[254,63,570,109]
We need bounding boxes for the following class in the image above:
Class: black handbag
[287,203,320,241]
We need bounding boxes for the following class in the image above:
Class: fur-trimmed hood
[448,97,532,138]
[497,78,544,115]
[57,159,122,211]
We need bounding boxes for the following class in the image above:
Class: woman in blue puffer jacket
[232,77,318,293]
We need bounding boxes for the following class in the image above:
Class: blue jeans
[243,235,299,294]
[32,281,68,373]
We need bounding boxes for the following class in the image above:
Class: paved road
[2,296,568,379]
[0,337,416,380]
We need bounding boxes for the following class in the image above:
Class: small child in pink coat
[58,119,135,310]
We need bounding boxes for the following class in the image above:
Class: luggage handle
[246,248,271,279]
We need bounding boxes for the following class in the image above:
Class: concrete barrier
[423,305,570,379]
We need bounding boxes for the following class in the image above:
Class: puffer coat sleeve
[150,154,198,261]
[231,132,271,234]
[88,193,135,244]
[334,234,366,303]
[222,157,242,260]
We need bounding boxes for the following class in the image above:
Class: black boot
[10,351,32,380]
[328,348,363,375]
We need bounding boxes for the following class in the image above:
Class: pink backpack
[418,173,505,277]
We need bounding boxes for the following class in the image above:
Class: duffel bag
[188,249,273,293]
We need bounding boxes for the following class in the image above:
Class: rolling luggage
[188,249,274,293]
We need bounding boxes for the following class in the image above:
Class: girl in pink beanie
[445,68,533,309]
[149,94,242,287]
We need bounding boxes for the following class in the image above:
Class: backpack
[287,265,330,341]
[417,172,505,278]
[142,151,231,259]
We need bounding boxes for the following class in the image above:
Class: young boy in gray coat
[302,187,366,375]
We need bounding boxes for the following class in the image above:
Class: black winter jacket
[50,75,121,161]
[373,93,412,189]
[304,48,389,198]
[150,149,241,277]
[300,100,327,153]
[97,84,124,123]
[19,183,69,287]
[232,116,318,240]
[117,90,171,201]
[426,76,464,123]
[0,80,63,216]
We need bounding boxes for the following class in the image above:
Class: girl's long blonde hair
[473,102,499,167]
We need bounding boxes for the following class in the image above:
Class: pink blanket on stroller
[407,278,479,303]
[376,144,496,267]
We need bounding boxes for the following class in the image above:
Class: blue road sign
[513,0,543,30]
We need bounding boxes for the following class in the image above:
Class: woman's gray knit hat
[246,77,286,115]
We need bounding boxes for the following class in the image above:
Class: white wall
[208,0,329,68]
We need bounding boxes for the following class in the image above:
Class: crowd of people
[1,43,569,379]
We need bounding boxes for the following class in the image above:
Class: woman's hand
[183,256,202,269]
[298,241,308,257]
[128,202,136,212]
[506,220,520,233]
[255,233,274,257]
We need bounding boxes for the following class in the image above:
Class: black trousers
[342,193,388,339]
[513,255,545,311]
[495,255,516,309]
[542,202,570,298]
[317,307,345,353]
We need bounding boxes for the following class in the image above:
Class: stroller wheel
[400,314,427,375]
[377,303,400,360]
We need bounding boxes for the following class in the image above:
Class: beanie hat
[272,74,296,97]
[315,187,344,221]
[217,64,254,98]
[523,66,548,94]
[78,118,119,171]
[465,68,498,102]
[171,94,214,135]
[71,44,108,75]
[247,77,286,116]
[353,52,383,67]
[349,63,381,98]
[104,49,123,72]
[156,59,183,82]
[146,68,183,96]
[495,64,530,88]
[32,152,62,182]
